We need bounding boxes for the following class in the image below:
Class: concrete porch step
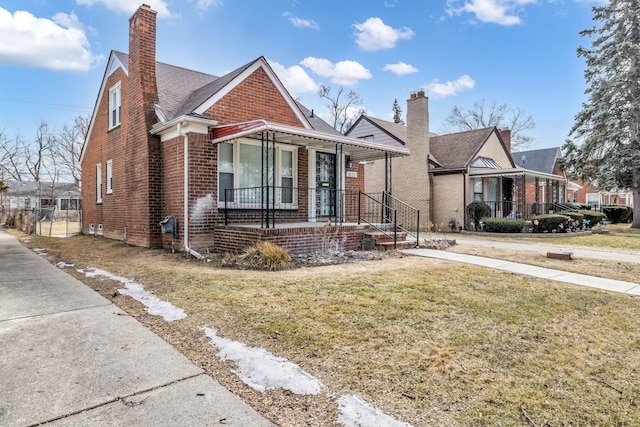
[363,231,408,243]
[376,240,417,251]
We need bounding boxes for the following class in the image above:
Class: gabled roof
[351,116,407,145]
[511,147,560,174]
[430,127,498,170]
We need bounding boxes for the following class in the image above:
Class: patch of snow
[32,248,47,256]
[56,261,75,269]
[204,327,323,395]
[82,267,186,322]
[338,395,413,427]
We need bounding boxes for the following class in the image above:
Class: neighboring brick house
[513,147,634,209]
[347,94,565,229]
[80,4,408,255]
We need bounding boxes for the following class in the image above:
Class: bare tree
[443,100,535,151]
[55,115,88,186]
[23,121,58,209]
[318,85,366,134]
[0,130,24,181]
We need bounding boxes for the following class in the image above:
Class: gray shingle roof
[511,147,560,174]
[112,52,335,131]
[430,127,496,169]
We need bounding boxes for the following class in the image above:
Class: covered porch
[207,120,416,253]
[466,167,567,224]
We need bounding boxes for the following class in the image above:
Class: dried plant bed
[13,231,640,426]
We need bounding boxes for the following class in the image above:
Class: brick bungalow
[80,4,409,256]
[512,147,634,209]
[347,95,566,229]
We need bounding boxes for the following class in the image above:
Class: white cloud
[195,0,223,11]
[268,60,319,98]
[383,62,419,76]
[353,17,415,52]
[446,0,537,26]
[75,0,173,18]
[301,57,372,86]
[424,75,476,99]
[283,12,319,30]
[0,8,101,72]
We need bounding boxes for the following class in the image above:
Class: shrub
[577,209,606,227]
[533,214,571,233]
[482,218,526,233]
[467,201,491,226]
[223,241,292,270]
[602,204,633,223]
[559,211,585,223]
[566,202,591,210]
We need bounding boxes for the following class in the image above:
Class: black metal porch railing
[223,187,420,248]
[362,192,420,246]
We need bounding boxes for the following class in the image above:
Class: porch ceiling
[469,167,565,183]
[210,120,410,162]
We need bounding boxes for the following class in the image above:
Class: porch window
[219,143,234,203]
[586,193,599,209]
[218,140,297,208]
[473,178,483,201]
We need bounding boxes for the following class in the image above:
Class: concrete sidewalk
[403,248,640,296]
[0,229,273,427]
[453,236,640,264]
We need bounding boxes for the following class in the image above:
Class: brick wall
[213,224,367,255]
[432,174,465,229]
[203,68,303,127]
[125,5,162,248]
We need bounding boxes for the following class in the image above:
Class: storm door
[316,152,336,217]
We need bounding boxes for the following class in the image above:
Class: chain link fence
[1,207,81,237]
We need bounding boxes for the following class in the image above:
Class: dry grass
[11,229,640,426]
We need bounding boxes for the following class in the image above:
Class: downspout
[178,121,203,260]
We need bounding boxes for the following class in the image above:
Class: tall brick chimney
[499,128,511,153]
[387,90,430,225]
[125,4,162,247]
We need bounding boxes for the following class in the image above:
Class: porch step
[376,240,417,251]
[363,231,415,251]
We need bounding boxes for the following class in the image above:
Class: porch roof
[210,120,410,162]
[468,167,565,182]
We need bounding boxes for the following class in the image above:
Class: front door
[502,177,514,217]
[316,152,336,217]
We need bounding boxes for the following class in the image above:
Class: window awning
[210,120,410,162]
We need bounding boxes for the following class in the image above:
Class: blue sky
[0,0,604,149]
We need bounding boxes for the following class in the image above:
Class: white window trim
[217,139,298,209]
[106,160,113,194]
[96,163,103,204]
[108,82,121,129]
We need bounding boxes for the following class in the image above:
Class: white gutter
[178,121,203,260]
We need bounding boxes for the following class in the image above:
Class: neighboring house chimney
[499,128,511,153]
[392,90,430,225]
[125,4,162,247]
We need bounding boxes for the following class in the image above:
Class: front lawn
[14,231,640,426]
